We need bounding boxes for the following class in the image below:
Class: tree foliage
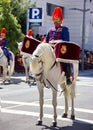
[11,0,34,34]
[0,0,24,54]
[0,0,35,54]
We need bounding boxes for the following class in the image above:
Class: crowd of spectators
[35,34,46,42]
[79,50,93,70]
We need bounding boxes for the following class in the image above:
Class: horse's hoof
[2,80,6,85]
[71,115,75,120]
[62,113,67,118]
[36,120,42,125]
[25,80,28,83]
[8,80,11,83]
[52,121,57,127]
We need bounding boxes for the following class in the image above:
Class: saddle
[54,41,80,80]
[21,36,41,54]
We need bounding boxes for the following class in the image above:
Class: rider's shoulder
[48,27,55,32]
[62,26,69,30]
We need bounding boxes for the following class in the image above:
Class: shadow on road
[40,120,93,130]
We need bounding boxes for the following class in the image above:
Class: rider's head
[52,7,64,27]
[0,28,6,38]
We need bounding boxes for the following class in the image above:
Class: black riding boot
[62,63,72,85]
[6,55,10,65]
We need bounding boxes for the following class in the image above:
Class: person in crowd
[45,7,72,85]
[0,28,12,65]
[35,34,41,41]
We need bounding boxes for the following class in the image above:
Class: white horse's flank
[0,47,15,84]
[30,43,79,126]
[17,42,32,83]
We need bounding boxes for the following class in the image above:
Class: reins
[49,60,56,70]
[45,78,66,95]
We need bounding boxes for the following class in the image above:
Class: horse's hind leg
[71,97,75,120]
[62,90,68,118]
[52,90,57,127]
[26,67,30,83]
[70,81,76,120]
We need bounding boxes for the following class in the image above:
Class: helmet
[52,7,64,21]
[27,29,33,37]
[1,28,6,34]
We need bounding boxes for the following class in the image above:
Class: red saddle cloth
[21,36,41,54]
[54,41,80,60]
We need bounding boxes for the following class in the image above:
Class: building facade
[29,0,93,51]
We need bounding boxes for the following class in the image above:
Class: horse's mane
[33,43,55,60]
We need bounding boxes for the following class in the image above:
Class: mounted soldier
[45,7,72,85]
[0,28,13,65]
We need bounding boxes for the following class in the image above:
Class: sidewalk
[13,69,93,77]
[79,69,93,76]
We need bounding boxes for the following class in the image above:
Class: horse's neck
[0,48,4,57]
[42,52,56,74]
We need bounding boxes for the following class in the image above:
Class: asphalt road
[0,70,93,130]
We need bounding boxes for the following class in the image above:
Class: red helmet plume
[52,7,64,21]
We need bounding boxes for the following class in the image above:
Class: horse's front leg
[25,67,29,83]
[70,81,76,120]
[52,89,57,127]
[2,66,7,84]
[37,81,44,125]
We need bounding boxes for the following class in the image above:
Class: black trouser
[6,55,10,63]
[61,63,71,79]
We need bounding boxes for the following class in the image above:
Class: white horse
[0,47,15,84]
[30,43,79,126]
[17,42,34,84]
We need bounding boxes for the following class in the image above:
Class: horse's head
[30,55,43,80]
[30,43,56,80]
[17,42,22,52]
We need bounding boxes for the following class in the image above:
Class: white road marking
[1,100,93,114]
[77,83,93,87]
[1,108,93,124]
